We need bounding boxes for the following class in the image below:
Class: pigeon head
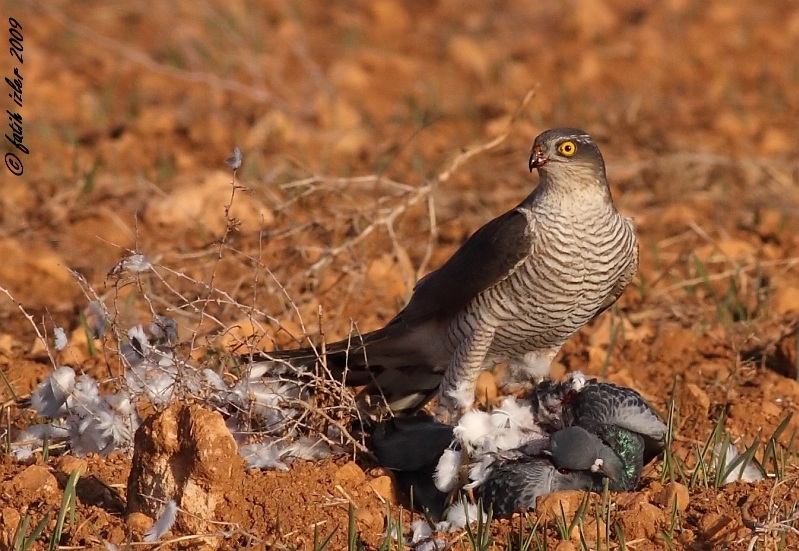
[528,128,608,187]
[546,426,624,482]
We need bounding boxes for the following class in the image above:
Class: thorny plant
[1,91,540,548]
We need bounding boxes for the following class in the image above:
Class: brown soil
[2,0,799,549]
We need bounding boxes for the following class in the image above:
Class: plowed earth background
[2,1,799,549]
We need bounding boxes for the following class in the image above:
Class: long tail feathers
[239,328,443,416]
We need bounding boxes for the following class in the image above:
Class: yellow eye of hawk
[557,141,577,157]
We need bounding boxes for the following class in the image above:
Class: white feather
[714,441,764,484]
[453,410,494,450]
[445,501,487,529]
[464,455,495,489]
[54,327,68,352]
[410,519,433,543]
[566,371,587,391]
[144,499,178,542]
[283,437,334,461]
[433,448,461,492]
[31,366,76,417]
[239,440,289,470]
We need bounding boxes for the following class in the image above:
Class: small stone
[10,465,58,496]
[761,400,782,419]
[368,475,395,503]
[617,502,664,540]
[654,482,690,513]
[355,506,384,532]
[572,516,607,543]
[536,490,588,520]
[0,508,21,549]
[334,461,366,486]
[554,541,577,551]
[55,455,88,477]
[126,512,154,533]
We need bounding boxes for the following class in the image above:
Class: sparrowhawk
[247,128,639,420]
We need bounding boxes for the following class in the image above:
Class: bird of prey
[248,128,638,420]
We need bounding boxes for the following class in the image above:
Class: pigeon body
[368,376,665,519]
[246,128,638,419]
[475,457,598,518]
[530,375,666,490]
[547,425,625,482]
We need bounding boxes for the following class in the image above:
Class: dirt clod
[655,481,690,513]
[10,465,58,498]
[334,460,367,486]
[126,404,244,547]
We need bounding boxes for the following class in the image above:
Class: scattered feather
[149,315,178,345]
[434,448,461,492]
[410,519,433,543]
[714,441,764,484]
[283,436,335,461]
[226,147,242,171]
[144,499,179,542]
[109,253,153,277]
[54,327,68,351]
[31,366,76,417]
[566,371,587,391]
[453,410,495,451]
[240,440,290,470]
[445,501,487,529]
[86,301,108,339]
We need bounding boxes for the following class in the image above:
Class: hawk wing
[394,206,534,328]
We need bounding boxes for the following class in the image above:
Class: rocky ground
[2,0,799,549]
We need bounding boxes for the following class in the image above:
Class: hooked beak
[528,146,547,172]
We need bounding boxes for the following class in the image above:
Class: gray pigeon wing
[573,383,666,441]
[394,207,533,327]
[475,458,555,518]
[475,457,598,518]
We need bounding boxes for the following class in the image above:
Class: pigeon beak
[529,146,547,172]
[601,467,619,482]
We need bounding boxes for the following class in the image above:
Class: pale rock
[127,404,243,550]
[0,333,16,355]
[55,455,88,478]
[617,501,664,540]
[536,490,588,520]
[126,511,154,533]
[654,482,690,512]
[568,0,618,39]
[10,465,58,497]
[368,475,395,503]
[213,318,274,354]
[0,508,21,550]
[334,461,366,486]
